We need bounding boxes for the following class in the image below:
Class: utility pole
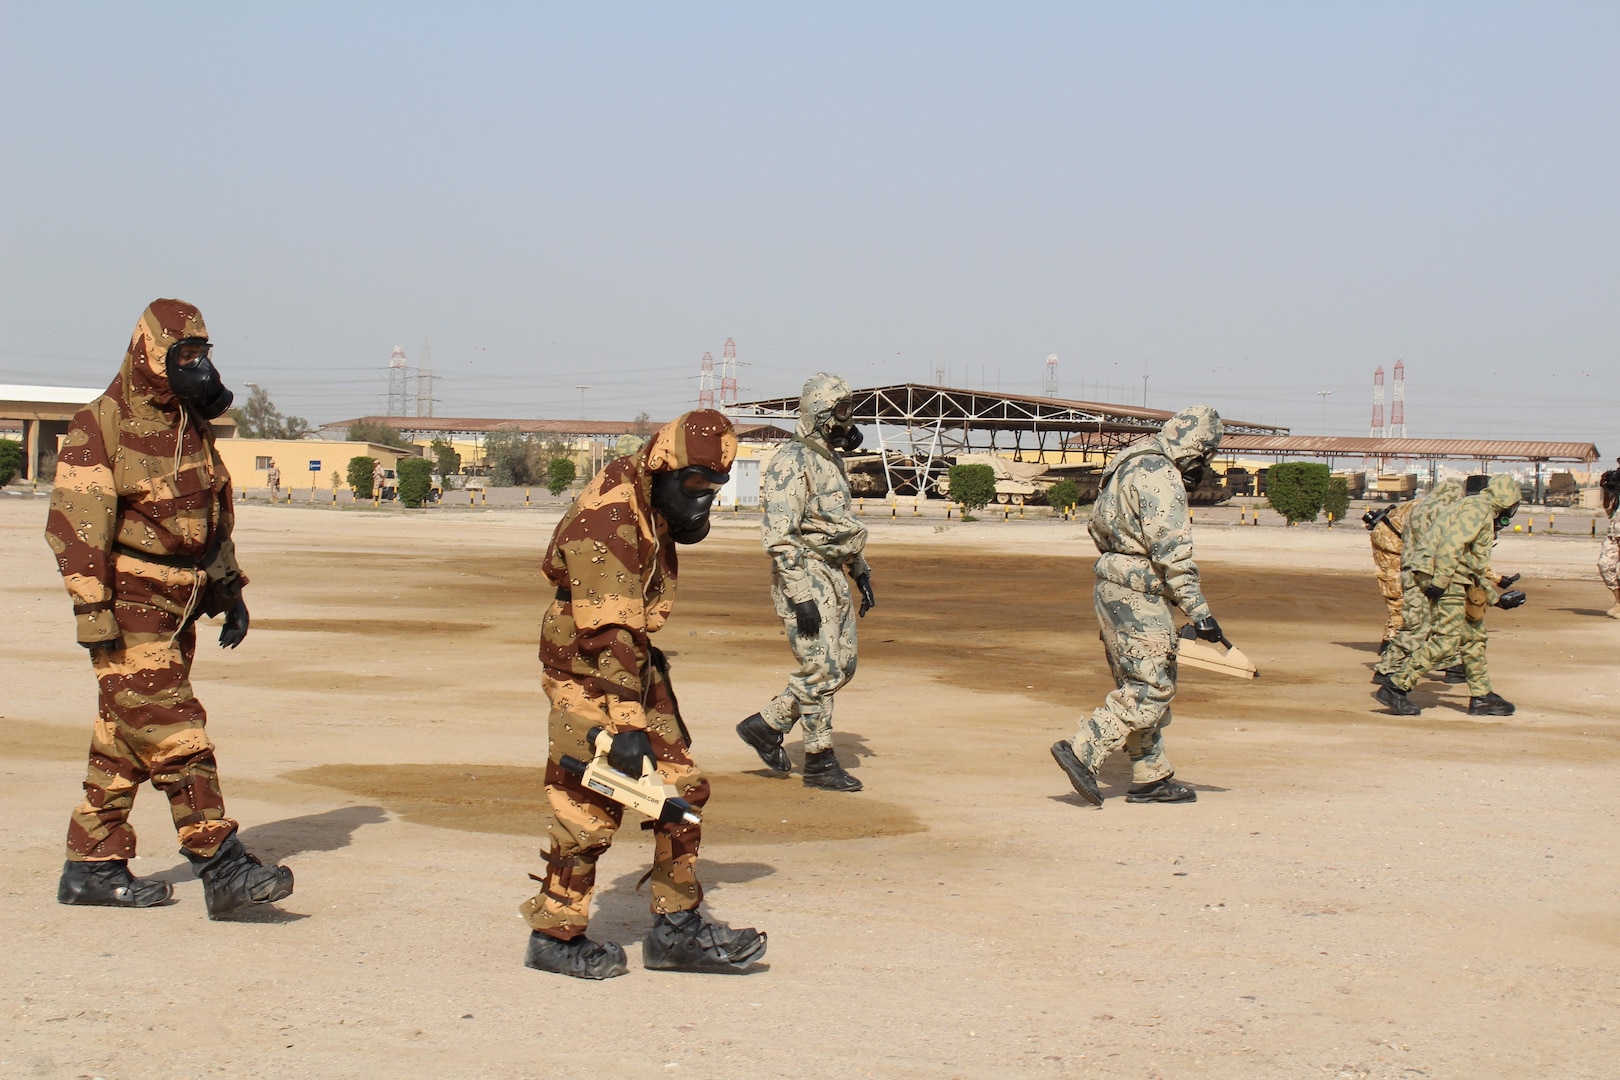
[1142,374,1149,408]
[574,384,591,420]
[1317,389,1333,435]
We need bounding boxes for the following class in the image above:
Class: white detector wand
[558,726,701,826]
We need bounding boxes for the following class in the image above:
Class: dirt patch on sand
[285,762,924,843]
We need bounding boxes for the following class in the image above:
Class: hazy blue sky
[2,2,1615,455]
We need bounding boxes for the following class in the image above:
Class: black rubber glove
[1193,616,1222,642]
[607,729,655,779]
[82,639,119,656]
[1423,584,1446,601]
[1497,573,1521,588]
[219,598,250,649]
[1497,589,1527,610]
[791,598,822,638]
[854,573,875,617]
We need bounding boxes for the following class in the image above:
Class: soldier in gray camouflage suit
[1051,405,1225,807]
[737,373,874,792]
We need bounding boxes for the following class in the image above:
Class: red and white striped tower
[1390,360,1406,437]
[1044,354,1059,398]
[698,351,716,409]
[720,338,738,407]
[1370,366,1385,437]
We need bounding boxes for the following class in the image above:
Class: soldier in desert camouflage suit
[1368,499,1418,647]
[1050,406,1225,807]
[1376,473,1526,718]
[735,373,874,792]
[521,410,766,980]
[45,299,293,918]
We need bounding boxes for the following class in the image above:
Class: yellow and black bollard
[525,488,531,508]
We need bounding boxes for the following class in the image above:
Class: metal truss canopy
[730,383,1288,496]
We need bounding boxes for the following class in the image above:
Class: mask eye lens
[833,400,854,422]
[171,342,211,368]
[681,473,725,495]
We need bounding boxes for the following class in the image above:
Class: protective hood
[1102,405,1224,481]
[644,409,738,476]
[796,372,853,440]
[116,299,210,416]
[1426,478,1464,506]
[1484,473,1521,513]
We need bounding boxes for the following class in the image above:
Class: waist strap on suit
[113,542,204,570]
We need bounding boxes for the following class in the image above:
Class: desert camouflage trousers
[1599,535,1620,590]
[1069,580,1177,786]
[759,560,858,755]
[67,622,236,861]
[1373,545,1405,641]
[522,665,709,941]
[1391,584,1491,696]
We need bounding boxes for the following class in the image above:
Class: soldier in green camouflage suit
[1050,406,1225,807]
[736,373,874,792]
[1374,480,1464,683]
[1376,473,1526,717]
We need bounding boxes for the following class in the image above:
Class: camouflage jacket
[1423,474,1521,598]
[761,373,870,604]
[44,300,244,646]
[1399,480,1463,577]
[540,410,736,729]
[1089,406,1222,621]
[1370,499,1416,562]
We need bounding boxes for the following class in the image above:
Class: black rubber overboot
[1371,671,1393,687]
[183,835,294,919]
[57,860,173,908]
[1468,692,1516,717]
[802,749,862,791]
[1125,776,1197,803]
[736,713,791,774]
[1378,639,1391,654]
[1443,665,1467,684]
[1376,684,1423,716]
[524,931,628,980]
[1050,740,1102,807]
[642,910,767,973]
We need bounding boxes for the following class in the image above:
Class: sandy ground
[2,494,1618,1079]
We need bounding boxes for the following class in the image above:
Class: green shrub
[1266,462,1331,525]
[430,438,461,477]
[1324,476,1351,523]
[397,457,434,507]
[1045,478,1082,512]
[547,457,577,495]
[347,456,378,499]
[947,463,997,515]
[484,426,539,486]
[0,439,22,486]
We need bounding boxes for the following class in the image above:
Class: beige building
[214,439,420,497]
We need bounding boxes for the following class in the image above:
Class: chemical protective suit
[45,299,293,917]
[1599,460,1620,618]
[521,410,766,980]
[1377,473,1526,717]
[736,373,873,792]
[1368,499,1418,644]
[1051,406,1224,807]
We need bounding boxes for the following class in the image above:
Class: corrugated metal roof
[0,385,102,405]
[320,416,793,440]
[1217,434,1599,463]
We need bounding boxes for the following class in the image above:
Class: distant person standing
[372,459,386,501]
[1051,406,1225,807]
[265,458,281,501]
[736,373,874,792]
[1600,458,1620,618]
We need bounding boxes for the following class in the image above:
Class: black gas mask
[1494,503,1519,533]
[651,465,730,544]
[1178,453,1212,490]
[166,339,234,419]
[824,397,862,453]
